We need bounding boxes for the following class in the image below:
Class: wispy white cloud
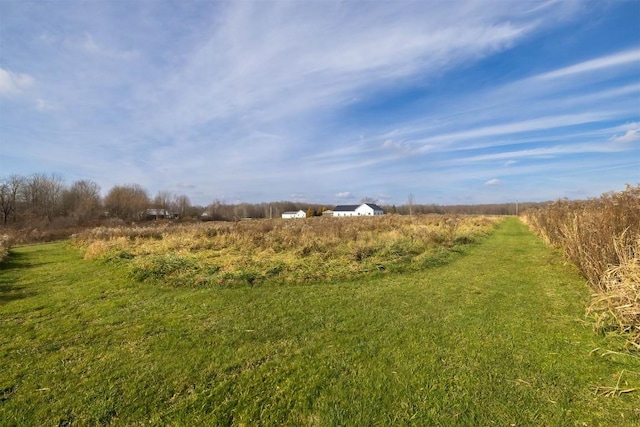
[1,0,637,205]
[610,129,640,144]
[484,179,501,186]
[318,109,626,166]
[381,139,418,157]
[76,33,138,59]
[133,0,565,138]
[0,67,33,96]
[335,192,354,199]
[611,121,640,132]
[36,98,58,111]
[311,43,640,175]
[535,49,640,80]
[414,112,619,149]
[455,143,626,164]
[38,32,57,44]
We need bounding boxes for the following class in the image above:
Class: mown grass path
[1,218,639,426]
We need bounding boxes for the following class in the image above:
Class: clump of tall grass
[0,234,12,263]
[72,215,501,287]
[587,232,640,350]
[522,184,640,348]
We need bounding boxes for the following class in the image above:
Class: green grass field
[1,218,639,425]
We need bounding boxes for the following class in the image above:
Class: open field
[2,218,639,425]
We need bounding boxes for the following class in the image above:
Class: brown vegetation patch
[522,184,640,349]
[72,214,501,287]
[0,234,12,263]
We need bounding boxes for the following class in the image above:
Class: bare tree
[360,197,378,204]
[174,194,191,218]
[153,190,173,219]
[104,184,150,221]
[154,191,171,209]
[62,180,101,224]
[0,175,25,225]
[22,173,65,221]
[407,193,414,216]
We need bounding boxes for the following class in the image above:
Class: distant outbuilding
[282,210,307,219]
[145,208,176,220]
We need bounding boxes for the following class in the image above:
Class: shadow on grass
[0,251,37,304]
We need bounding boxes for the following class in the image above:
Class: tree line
[0,173,192,227]
[0,173,333,227]
[1,173,546,229]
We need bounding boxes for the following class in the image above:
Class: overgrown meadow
[4,215,640,424]
[522,184,640,349]
[72,215,500,288]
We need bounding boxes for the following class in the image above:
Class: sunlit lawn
[1,218,639,425]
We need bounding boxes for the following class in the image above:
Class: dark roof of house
[363,203,383,211]
[334,205,360,212]
[334,203,384,212]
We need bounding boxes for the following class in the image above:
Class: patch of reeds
[72,214,501,287]
[522,184,640,348]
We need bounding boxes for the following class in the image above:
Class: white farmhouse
[333,203,384,217]
[282,210,306,219]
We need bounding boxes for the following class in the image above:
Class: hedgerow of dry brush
[522,184,640,349]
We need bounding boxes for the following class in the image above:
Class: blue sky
[1,0,639,206]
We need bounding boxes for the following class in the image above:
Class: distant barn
[333,203,384,217]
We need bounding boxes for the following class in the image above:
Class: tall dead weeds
[72,214,500,286]
[0,234,12,263]
[522,184,640,349]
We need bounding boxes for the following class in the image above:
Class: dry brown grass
[588,232,640,349]
[522,184,640,348]
[592,370,638,397]
[72,214,501,287]
[0,234,12,263]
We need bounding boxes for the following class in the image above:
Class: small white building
[282,210,306,219]
[333,203,384,217]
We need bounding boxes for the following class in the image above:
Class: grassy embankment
[1,217,639,425]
